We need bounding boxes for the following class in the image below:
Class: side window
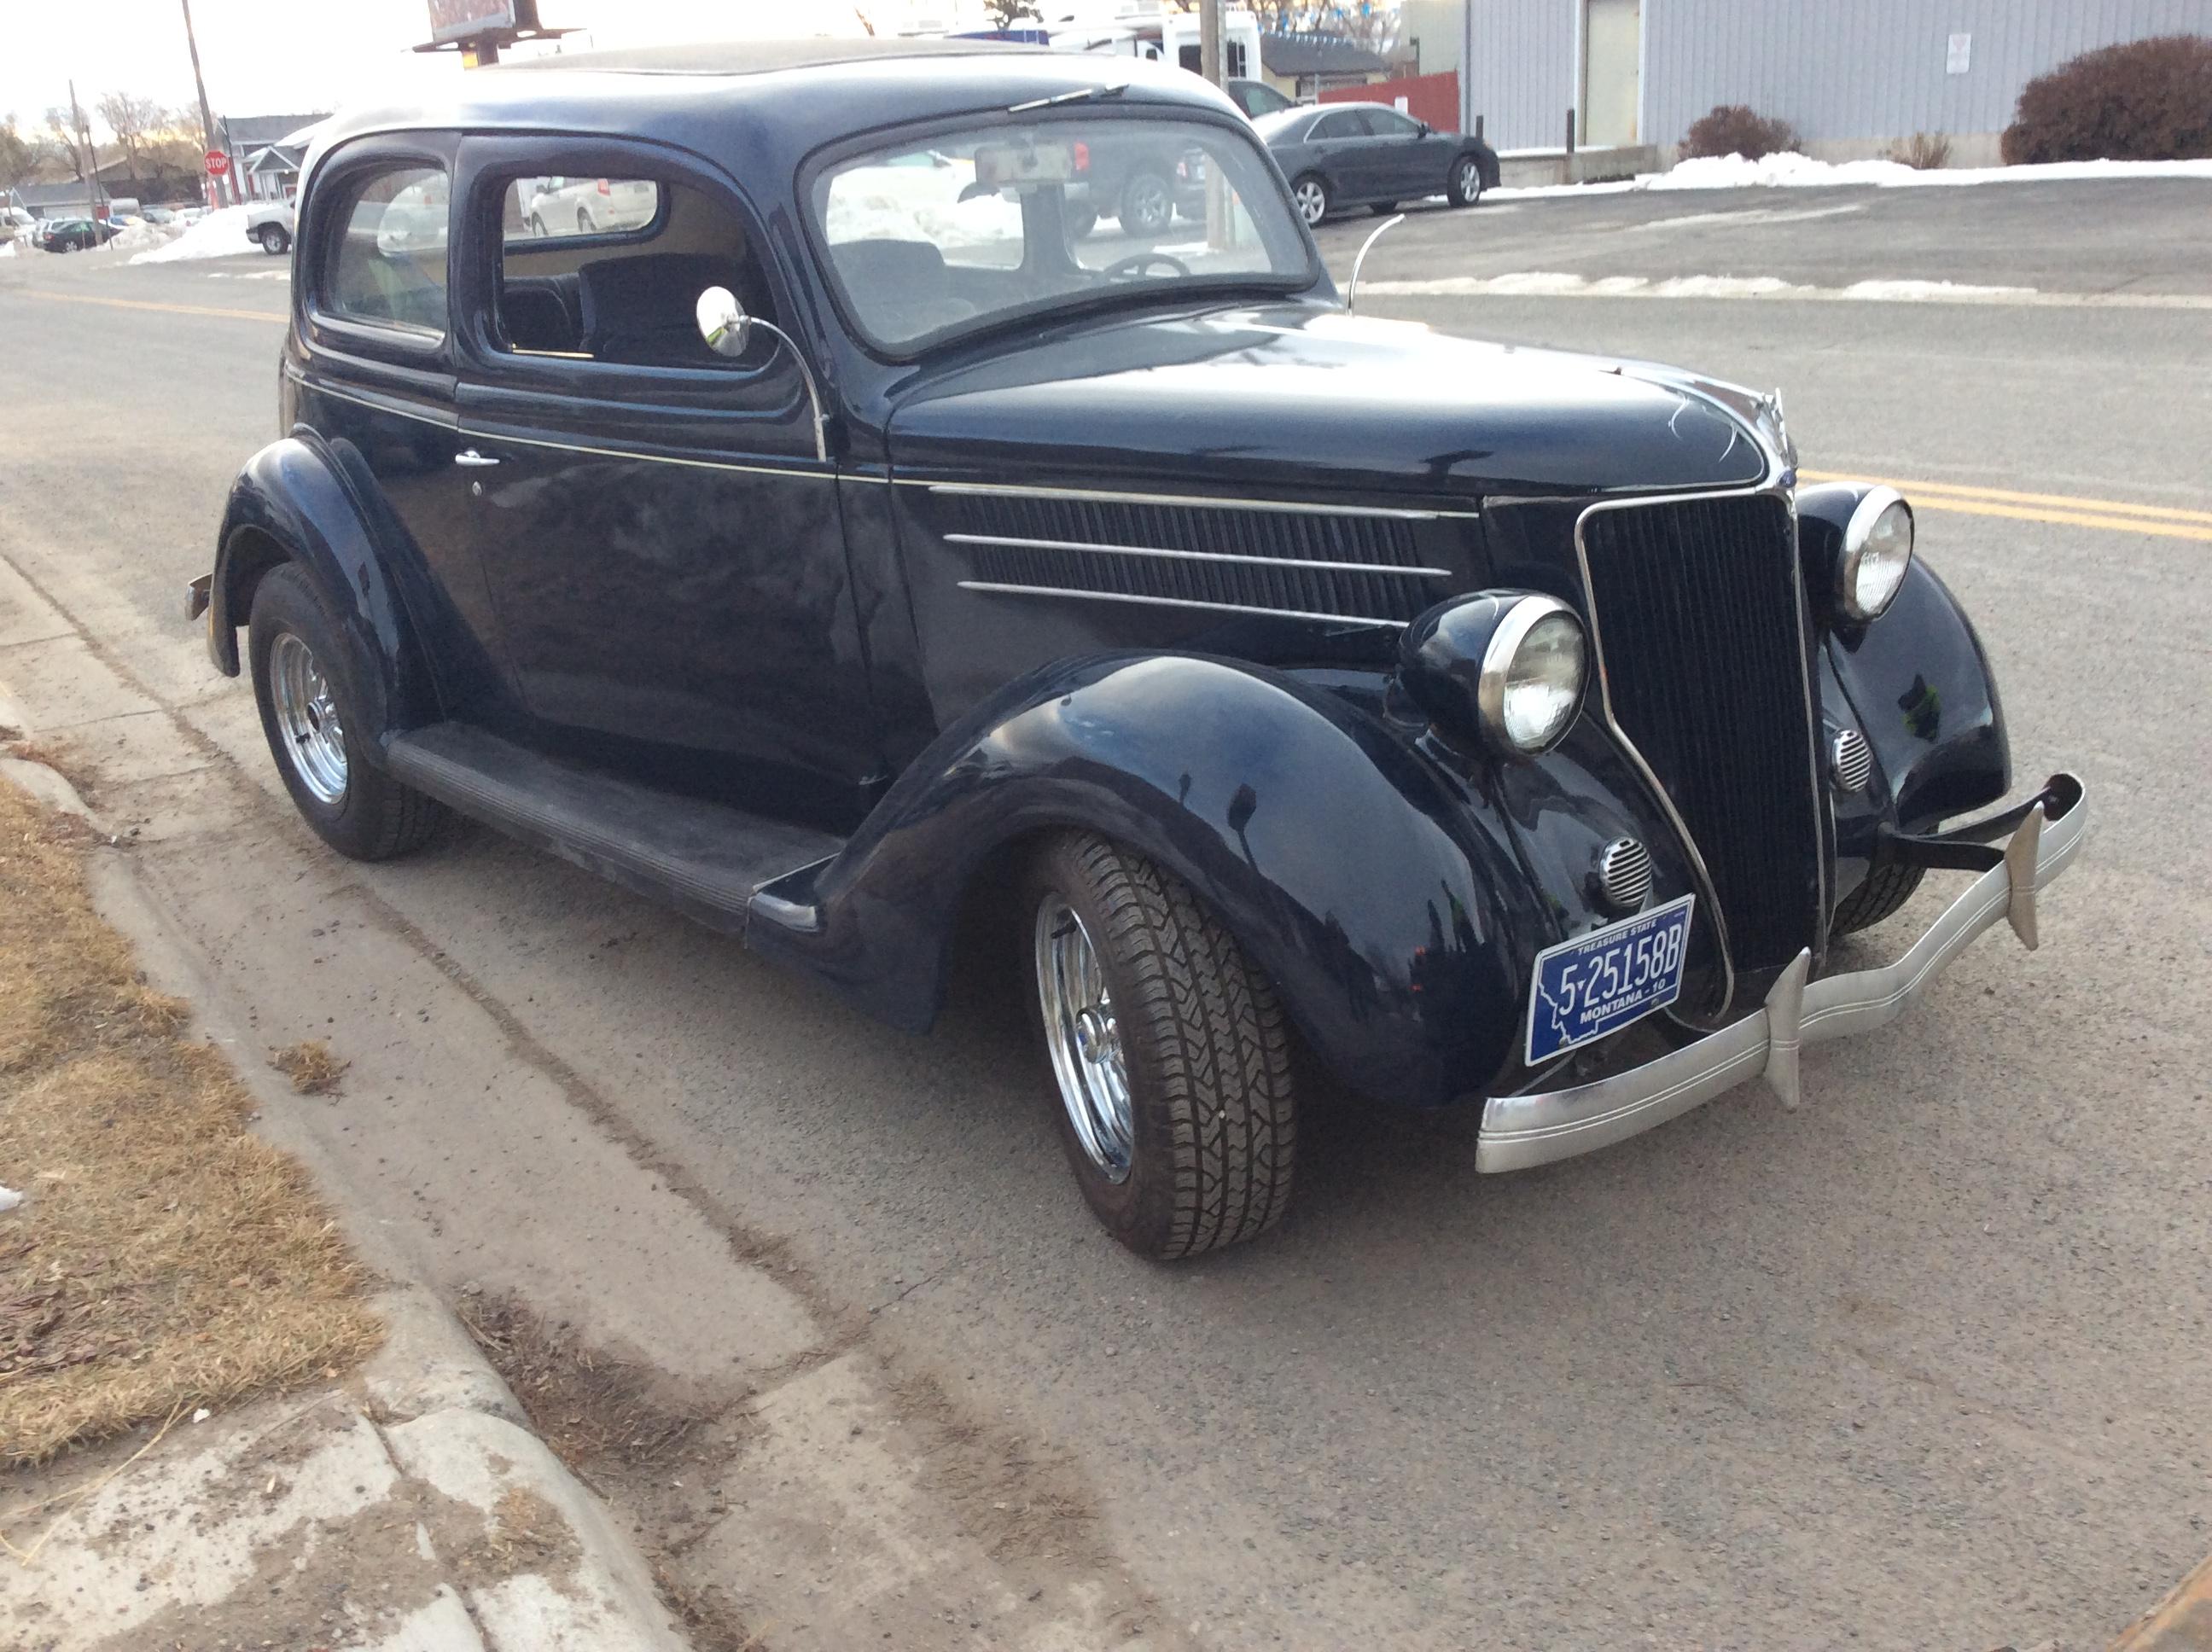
[1366,108,1422,137]
[324,164,449,334]
[492,173,778,369]
[1310,110,1365,142]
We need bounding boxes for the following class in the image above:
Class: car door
[291,137,514,718]
[1302,108,1375,202]
[451,135,879,809]
[1359,107,1447,198]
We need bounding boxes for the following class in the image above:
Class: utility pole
[179,0,231,207]
[1198,0,1224,86]
[1198,0,1228,251]
[65,79,97,223]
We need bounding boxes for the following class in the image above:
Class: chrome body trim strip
[922,480,1472,521]
[1473,779,2087,1173]
[957,579,1405,627]
[944,531,1454,579]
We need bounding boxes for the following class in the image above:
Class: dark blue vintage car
[195,39,2085,1259]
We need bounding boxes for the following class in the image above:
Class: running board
[384,723,841,939]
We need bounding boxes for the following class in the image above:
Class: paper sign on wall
[1947,32,1971,74]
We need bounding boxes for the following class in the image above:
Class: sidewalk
[0,753,690,1652]
[2,1287,687,1652]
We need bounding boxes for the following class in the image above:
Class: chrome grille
[1579,493,1821,983]
[942,493,1451,624]
[1831,728,1874,793]
[1595,837,1653,912]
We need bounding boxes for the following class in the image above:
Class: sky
[0,0,963,137]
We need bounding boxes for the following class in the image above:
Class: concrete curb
[0,735,691,1652]
[2108,1551,2212,1650]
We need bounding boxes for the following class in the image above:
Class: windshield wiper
[1008,83,1128,113]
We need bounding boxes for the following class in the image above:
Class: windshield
[809,113,1314,352]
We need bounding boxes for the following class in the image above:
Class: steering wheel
[1099,251,1192,282]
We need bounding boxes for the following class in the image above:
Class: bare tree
[983,0,1029,26]
[96,90,165,187]
[0,113,38,195]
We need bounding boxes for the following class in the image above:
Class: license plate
[1524,894,1695,1066]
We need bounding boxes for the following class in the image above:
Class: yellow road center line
[9,288,284,323]
[1906,496,2212,543]
[1801,468,2212,526]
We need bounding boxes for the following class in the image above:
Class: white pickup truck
[245,201,294,255]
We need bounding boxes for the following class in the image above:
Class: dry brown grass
[269,1039,348,1096]
[0,775,381,1468]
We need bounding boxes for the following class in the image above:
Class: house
[96,150,201,206]
[1257,33,1390,102]
[5,180,111,222]
[213,113,331,201]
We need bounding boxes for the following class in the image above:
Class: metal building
[1400,0,2212,164]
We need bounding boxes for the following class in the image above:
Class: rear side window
[324,164,450,334]
[1309,110,1366,141]
[504,176,663,243]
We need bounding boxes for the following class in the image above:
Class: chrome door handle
[453,449,500,468]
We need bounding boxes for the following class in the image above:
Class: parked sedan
[36,218,119,253]
[1255,102,1499,225]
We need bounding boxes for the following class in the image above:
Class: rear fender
[210,435,437,745]
[753,654,1548,1106]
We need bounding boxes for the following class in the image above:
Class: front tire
[1290,172,1330,228]
[1023,833,1297,1260]
[1447,154,1485,207]
[248,562,444,862]
[1831,861,1924,934]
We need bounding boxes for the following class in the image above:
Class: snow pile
[0,239,19,259]
[1494,150,2212,201]
[105,219,183,255]
[824,163,1024,251]
[131,204,262,264]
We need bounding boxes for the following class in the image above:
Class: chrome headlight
[1839,487,1913,620]
[1399,591,1589,759]
[1478,596,1587,753]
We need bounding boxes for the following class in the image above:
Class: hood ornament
[1345,212,1407,312]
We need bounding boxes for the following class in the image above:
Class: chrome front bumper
[1476,775,2088,1173]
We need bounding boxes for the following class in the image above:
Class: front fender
[754,654,1560,1106]
[1798,482,2010,833]
[211,435,437,744]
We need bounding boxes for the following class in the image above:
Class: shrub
[2001,35,2212,165]
[1681,104,1802,161]
[1886,131,1953,170]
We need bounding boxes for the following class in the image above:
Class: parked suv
[195,40,2085,1259]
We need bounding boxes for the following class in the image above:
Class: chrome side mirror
[696,285,752,358]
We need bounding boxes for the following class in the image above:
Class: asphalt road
[3,179,2209,1651]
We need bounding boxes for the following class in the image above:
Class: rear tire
[1831,861,1924,934]
[248,562,445,862]
[1369,201,1400,215]
[1116,170,1174,238]
[1022,833,1297,1260]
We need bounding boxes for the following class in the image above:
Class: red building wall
[1318,71,1462,135]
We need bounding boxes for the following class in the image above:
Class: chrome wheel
[269,631,347,806]
[1292,177,1327,226]
[1455,159,1482,202]
[1120,172,1173,236]
[1034,893,1133,1183]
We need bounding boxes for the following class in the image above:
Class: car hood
[882,302,1774,499]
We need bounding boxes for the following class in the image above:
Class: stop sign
[204,149,230,177]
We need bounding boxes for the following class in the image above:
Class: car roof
[1251,105,1324,139]
[309,38,1243,195]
